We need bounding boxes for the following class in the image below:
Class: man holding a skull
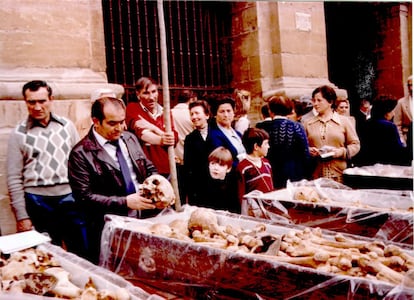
[68,96,174,263]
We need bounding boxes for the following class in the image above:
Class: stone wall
[0,0,105,70]
[230,2,344,125]
[0,0,123,235]
[375,4,412,97]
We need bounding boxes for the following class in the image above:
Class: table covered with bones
[242,178,413,246]
[0,241,161,300]
[99,206,414,299]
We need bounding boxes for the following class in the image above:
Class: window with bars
[102,0,233,103]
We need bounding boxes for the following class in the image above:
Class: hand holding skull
[139,174,175,209]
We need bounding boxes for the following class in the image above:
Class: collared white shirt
[272,116,288,120]
[217,124,246,160]
[199,126,208,140]
[139,102,163,119]
[93,129,139,191]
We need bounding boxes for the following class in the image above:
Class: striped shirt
[236,157,274,202]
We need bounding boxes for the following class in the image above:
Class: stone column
[399,3,412,95]
[0,0,123,234]
[231,1,346,122]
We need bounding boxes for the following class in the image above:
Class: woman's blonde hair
[334,97,350,115]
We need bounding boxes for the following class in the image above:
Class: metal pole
[157,0,182,211]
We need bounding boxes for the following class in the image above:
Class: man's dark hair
[261,104,270,119]
[371,95,398,120]
[178,90,196,104]
[22,80,52,98]
[293,99,313,118]
[91,97,126,123]
[268,95,293,116]
[135,77,158,92]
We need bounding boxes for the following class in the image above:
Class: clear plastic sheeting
[344,164,413,178]
[343,164,413,190]
[242,178,414,246]
[0,243,162,300]
[99,206,414,299]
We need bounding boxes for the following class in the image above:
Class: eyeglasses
[26,99,48,106]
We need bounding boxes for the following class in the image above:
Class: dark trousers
[176,163,187,204]
[25,193,89,259]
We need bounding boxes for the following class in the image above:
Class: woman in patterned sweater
[265,95,311,189]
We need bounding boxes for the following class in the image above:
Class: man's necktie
[110,140,136,194]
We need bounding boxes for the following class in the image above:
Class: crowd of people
[6,76,412,264]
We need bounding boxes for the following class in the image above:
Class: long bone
[258,254,325,269]
[358,254,405,285]
[384,244,414,269]
[43,267,82,299]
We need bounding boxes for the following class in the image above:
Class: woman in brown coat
[304,86,360,183]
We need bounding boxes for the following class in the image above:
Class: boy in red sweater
[236,128,274,203]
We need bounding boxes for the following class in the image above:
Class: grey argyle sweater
[7,114,79,221]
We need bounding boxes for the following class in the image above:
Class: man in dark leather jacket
[68,97,158,263]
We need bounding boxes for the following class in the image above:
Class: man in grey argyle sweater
[7,80,87,257]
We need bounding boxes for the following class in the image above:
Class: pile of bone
[135,207,414,288]
[0,248,130,299]
[293,186,414,212]
[134,207,278,253]
[270,227,414,287]
[293,186,327,203]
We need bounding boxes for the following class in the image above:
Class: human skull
[139,174,175,209]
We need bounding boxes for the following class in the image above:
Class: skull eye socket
[152,179,160,185]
